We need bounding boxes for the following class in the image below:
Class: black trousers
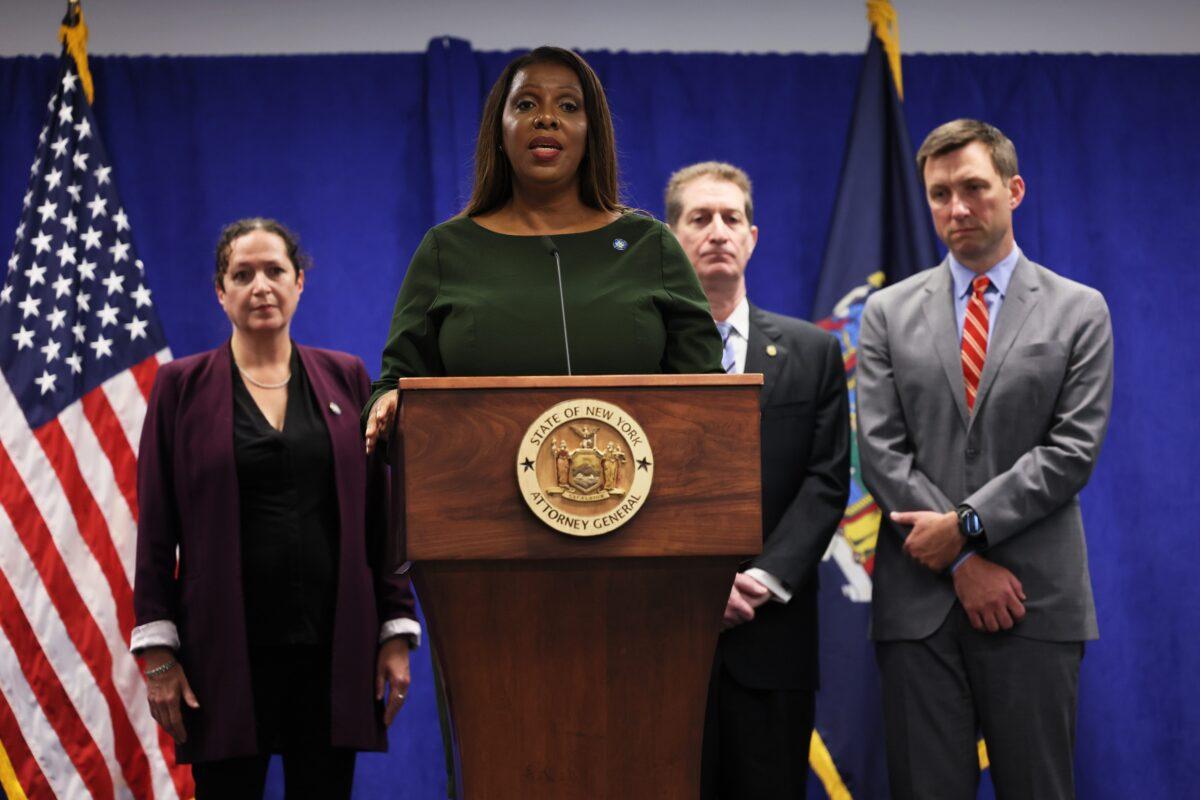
[700,659,816,800]
[191,749,355,800]
[876,604,1083,800]
[192,644,357,799]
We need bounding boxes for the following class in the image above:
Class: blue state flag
[807,15,939,800]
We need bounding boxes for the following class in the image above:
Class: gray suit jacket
[857,255,1113,642]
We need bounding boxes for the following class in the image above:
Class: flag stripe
[0,632,79,799]
[24,391,186,798]
[57,403,139,586]
[33,419,136,635]
[3,55,187,797]
[0,683,46,800]
[101,370,148,456]
[129,352,164,403]
[112,358,194,800]
[81,389,139,520]
[0,378,135,676]
[0,563,114,800]
[0,443,155,800]
[151,719,191,800]
[0,369,186,800]
[1,417,187,800]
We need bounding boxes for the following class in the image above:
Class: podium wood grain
[394,376,762,798]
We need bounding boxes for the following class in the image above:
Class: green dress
[366,213,723,416]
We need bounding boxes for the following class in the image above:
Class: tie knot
[972,276,991,296]
[716,320,733,341]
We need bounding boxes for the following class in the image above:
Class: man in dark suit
[857,120,1114,799]
[667,162,851,799]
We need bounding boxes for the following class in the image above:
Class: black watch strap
[956,504,986,541]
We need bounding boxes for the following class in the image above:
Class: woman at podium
[363,45,723,451]
[131,219,421,797]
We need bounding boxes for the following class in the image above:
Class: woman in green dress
[363,46,723,453]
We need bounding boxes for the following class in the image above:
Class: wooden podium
[392,374,762,799]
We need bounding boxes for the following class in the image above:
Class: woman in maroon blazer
[131,219,419,798]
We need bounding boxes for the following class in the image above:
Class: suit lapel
[203,342,240,555]
[970,256,1041,427]
[920,262,970,430]
[297,345,360,561]
[745,304,784,407]
[297,344,348,501]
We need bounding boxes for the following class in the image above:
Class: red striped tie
[962,276,991,412]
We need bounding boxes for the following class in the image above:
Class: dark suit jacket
[717,305,851,691]
[133,342,416,763]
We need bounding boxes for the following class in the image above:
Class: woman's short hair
[463,46,624,218]
[213,217,309,288]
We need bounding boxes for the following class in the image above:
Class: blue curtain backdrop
[2,40,1197,798]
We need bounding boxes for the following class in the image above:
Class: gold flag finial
[866,0,904,100]
[58,0,95,104]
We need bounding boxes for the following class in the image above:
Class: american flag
[0,46,193,800]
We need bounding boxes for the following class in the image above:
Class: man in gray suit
[857,119,1113,799]
[667,162,850,799]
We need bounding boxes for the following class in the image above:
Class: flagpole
[865,0,904,99]
[58,0,94,105]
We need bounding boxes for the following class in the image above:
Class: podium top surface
[398,373,763,390]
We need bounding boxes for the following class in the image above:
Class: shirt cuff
[130,620,179,654]
[744,568,792,604]
[950,550,977,573]
[379,617,422,648]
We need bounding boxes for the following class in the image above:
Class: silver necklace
[238,367,290,390]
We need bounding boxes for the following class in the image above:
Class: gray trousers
[876,604,1083,800]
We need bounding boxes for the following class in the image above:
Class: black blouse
[232,347,340,646]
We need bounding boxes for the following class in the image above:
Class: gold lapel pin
[766,344,778,357]
[329,402,342,415]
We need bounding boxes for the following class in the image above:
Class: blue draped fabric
[1,41,1196,799]
[809,34,940,800]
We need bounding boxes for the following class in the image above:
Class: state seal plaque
[516,398,654,536]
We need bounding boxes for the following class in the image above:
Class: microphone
[540,236,573,376]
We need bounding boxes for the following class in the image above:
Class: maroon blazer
[133,342,416,763]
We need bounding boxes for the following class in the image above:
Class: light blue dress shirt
[949,243,1021,341]
[947,243,1020,573]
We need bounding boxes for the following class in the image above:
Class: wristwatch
[956,504,986,543]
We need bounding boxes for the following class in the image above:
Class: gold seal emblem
[516,399,654,536]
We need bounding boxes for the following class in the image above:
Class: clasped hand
[891,510,963,572]
[953,555,1027,632]
[890,509,1027,633]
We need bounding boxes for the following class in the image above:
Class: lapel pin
[766,344,778,357]
[329,401,342,415]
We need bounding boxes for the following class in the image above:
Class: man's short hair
[664,161,755,226]
[916,119,1019,182]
